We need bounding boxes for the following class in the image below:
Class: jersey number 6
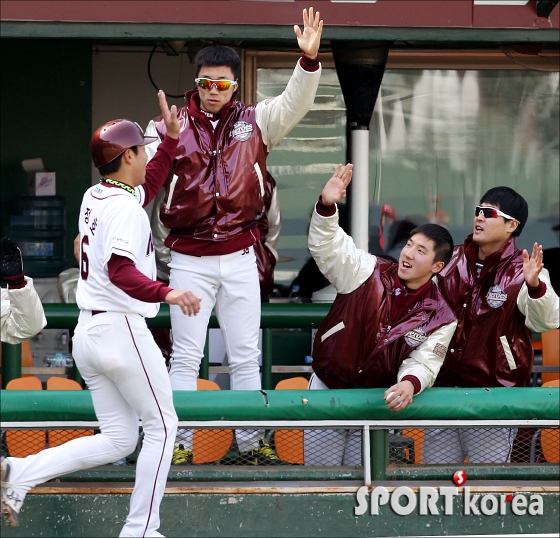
[81,235,89,280]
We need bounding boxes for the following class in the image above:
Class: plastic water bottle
[288,284,303,303]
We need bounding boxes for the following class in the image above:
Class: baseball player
[1,237,46,344]
[305,164,457,466]
[1,91,201,537]
[423,186,559,464]
[144,7,323,464]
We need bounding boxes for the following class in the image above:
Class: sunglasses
[475,205,518,221]
[195,78,238,91]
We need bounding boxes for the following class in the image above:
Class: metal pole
[1,342,22,388]
[262,328,273,390]
[371,428,388,481]
[350,127,370,251]
[363,425,371,487]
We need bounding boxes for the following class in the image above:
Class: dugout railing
[1,386,559,483]
[1,303,559,482]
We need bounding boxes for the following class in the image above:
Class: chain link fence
[2,425,558,467]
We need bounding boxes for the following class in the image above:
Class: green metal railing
[2,387,559,482]
[1,302,330,389]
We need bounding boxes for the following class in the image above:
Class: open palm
[294,7,323,59]
[321,164,353,206]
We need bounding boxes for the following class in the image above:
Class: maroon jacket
[436,235,533,388]
[312,261,457,389]
[152,91,267,244]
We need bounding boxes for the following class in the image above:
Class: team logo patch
[113,237,130,247]
[404,327,427,347]
[486,285,508,308]
[433,342,448,359]
[231,121,253,141]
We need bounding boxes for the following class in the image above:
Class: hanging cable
[147,43,185,99]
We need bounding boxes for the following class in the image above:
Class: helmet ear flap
[90,119,157,169]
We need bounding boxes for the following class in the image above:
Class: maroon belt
[92,310,106,316]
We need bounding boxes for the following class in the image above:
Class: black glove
[1,237,24,284]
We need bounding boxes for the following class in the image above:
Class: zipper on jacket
[254,162,265,197]
[165,175,178,211]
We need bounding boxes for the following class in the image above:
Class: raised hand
[522,242,544,289]
[158,89,179,139]
[321,164,353,206]
[294,7,323,60]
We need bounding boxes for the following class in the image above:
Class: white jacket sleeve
[255,61,321,151]
[308,206,376,295]
[517,268,560,333]
[397,320,458,393]
[1,278,47,344]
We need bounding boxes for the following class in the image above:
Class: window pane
[369,69,559,260]
[257,68,347,284]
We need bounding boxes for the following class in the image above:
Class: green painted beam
[38,303,330,330]
[1,21,559,43]
[2,491,559,537]
[2,387,559,422]
[1,342,21,389]
[49,463,560,483]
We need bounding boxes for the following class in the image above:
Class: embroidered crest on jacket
[404,327,427,347]
[231,121,253,141]
[486,285,508,308]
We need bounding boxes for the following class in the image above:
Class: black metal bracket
[536,0,559,18]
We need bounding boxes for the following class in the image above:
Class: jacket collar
[463,233,518,269]
[380,264,439,312]
[184,89,238,123]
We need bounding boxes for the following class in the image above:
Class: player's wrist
[299,52,320,72]
[4,272,26,289]
[316,195,336,217]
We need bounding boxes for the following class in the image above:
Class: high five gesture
[294,7,323,60]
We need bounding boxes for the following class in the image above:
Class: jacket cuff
[157,285,174,303]
[401,375,421,395]
[316,196,337,217]
[527,280,546,299]
[299,52,320,72]
[4,272,26,289]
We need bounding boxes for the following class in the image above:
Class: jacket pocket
[321,321,345,342]
[499,335,518,370]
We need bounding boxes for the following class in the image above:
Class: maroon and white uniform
[423,235,559,465]
[305,202,457,466]
[145,57,321,452]
[3,136,178,538]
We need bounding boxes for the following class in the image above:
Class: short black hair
[480,186,528,237]
[195,45,241,80]
[410,223,454,266]
[98,146,138,177]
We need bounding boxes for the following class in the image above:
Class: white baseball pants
[4,311,178,537]
[304,373,361,466]
[168,248,262,453]
[422,427,517,464]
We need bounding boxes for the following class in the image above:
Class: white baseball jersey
[76,182,159,318]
